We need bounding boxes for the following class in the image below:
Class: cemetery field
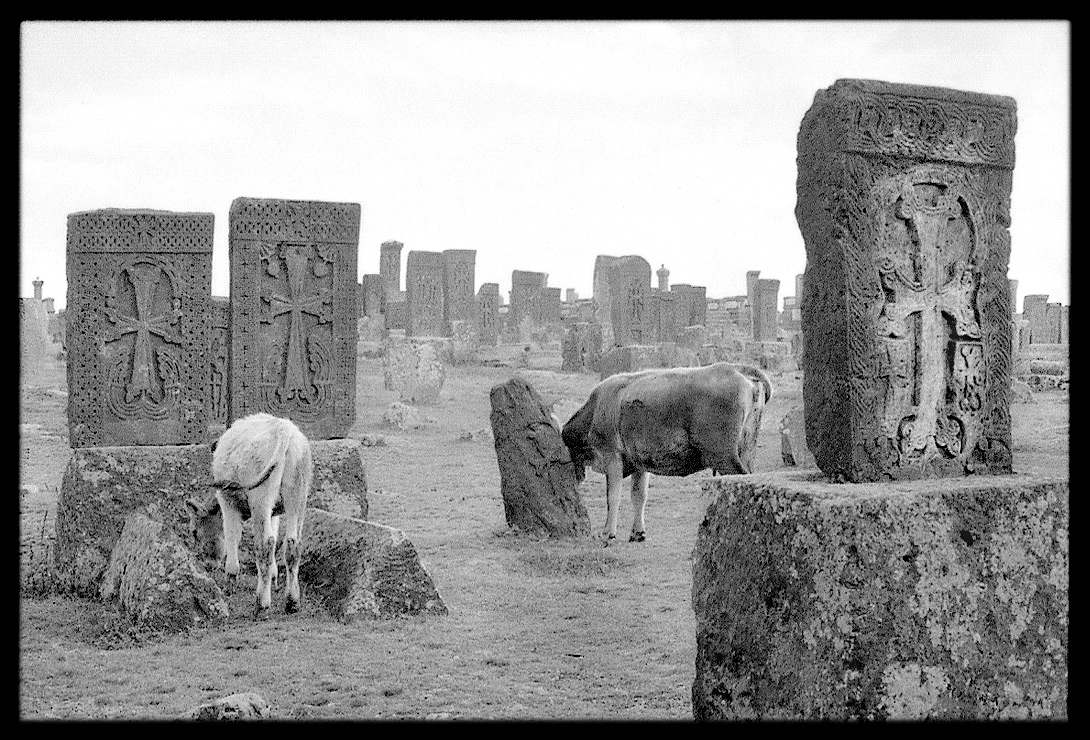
[19,346,1069,720]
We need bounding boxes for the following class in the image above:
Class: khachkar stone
[360,274,383,318]
[651,291,680,343]
[379,240,403,312]
[405,250,446,337]
[672,283,707,329]
[511,270,547,327]
[796,79,1017,481]
[1044,302,1062,345]
[228,197,361,440]
[746,271,760,337]
[441,249,476,335]
[1021,295,1048,344]
[209,296,230,436]
[541,287,563,325]
[477,283,500,345]
[754,278,781,341]
[65,208,214,448]
[594,255,653,346]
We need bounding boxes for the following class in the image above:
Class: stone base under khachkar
[55,440,371,596]
[692,470,1068,720]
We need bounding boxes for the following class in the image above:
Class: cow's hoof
[254,604,271,620]
[629,531,646,543]
[603,534,617,548]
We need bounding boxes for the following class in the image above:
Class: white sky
[20,20,1071,312]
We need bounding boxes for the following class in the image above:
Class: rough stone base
[299,508,448,621]
[56,442,370,596]
[191,692,271,720]
[100,504,229,632]
[692,471,1068,720]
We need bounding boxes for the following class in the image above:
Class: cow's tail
[733,364,773,405]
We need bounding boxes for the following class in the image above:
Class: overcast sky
[20,20,1070,312]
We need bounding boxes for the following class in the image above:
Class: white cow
[187,413,312,616]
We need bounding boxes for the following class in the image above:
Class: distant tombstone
[511,270,547,328]
[405,250,446,337]
[656,264,670,292]
[1008,279,1018,317]
[228,197,360,440]
[379,240,403,312]
[595,255,652,347]
[65,208,213,448]
[360,273,383,317]
[1044,303,1062,345]
[442,249,477,335]
[796,78,1016,481]
[541,287,563,325]
[754,279,781,341]
[652,291,680,343]
[477,283,500,345]
[673,284,707,331]
[565,288,578,303]
[561,322,603,373]
[1059,305,1069,344]
[385,296,407,331]
[209,296,230,435]
[1022,295,1049,345]
[746,271,761,338]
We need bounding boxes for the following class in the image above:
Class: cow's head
[185,493,224,564]
[561,408,595,483]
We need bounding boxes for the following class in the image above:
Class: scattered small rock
[191,692,271,721]
[358,433,389,446]
[456,428,492,443]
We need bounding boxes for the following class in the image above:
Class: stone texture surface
[100,504,229,632]
[191,692,271,720]
[693,470,1068,720]
[381,401,428,430]
[560,322,603,373]
[299,508,448,621]
[56,441,369,594]
[489,378,590,538]
[598,345,666,379]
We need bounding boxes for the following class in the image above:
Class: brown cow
[561,362,772,545]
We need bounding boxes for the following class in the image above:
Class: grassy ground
[18,344,1069,720]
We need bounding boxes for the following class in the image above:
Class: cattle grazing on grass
[561,362,773,545]
[186,413,312,616]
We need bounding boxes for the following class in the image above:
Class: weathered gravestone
[65,208,214,447]
[651,290,681,344]
[674,283,707,331]
[593,255,653,348]
[510,270,548,329]
[477,282,500,346]
[379,240,403,313]
[441,249,476,336]
[1022,294,1049,345]
[360,273,383,318]
[228,197,360,440]
[795,79,1016,481]
[382,335,446,404]
[541,286,563,326]
[561,321,604,373]
[489,378,591,538]
[405,250,446,338]
[754,278,781,342]
[209,296,230,438]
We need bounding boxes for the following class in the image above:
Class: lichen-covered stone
[382,335,448,404]
[309,438,369,520]
[299,508,447,621]
[489,378,591,539]
[692,471,1068,720]
[100,505,228,632]
[56,441,369,594]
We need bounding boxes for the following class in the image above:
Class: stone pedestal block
[299,508,448,621]
[100,504,228,632]
[56,441,370,595]
[489,378,590,538]
[693,471,1068,720]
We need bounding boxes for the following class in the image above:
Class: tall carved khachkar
[406,251,446,337]
[796,79,1016,481]
[228,197,360,440]
[379,240,403,312]
[66,209,214,448]
[477,283,500,345]
[441,249,476,335]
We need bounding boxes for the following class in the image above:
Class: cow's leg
[217,493,244,591]
[629,471,648,542]
[249,467,285,617]
[269,515,281,591]
[280,436,312,614]
[602,457,625,545]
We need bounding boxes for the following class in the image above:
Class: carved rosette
[796,79,1015,481]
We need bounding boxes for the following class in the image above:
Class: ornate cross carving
[106,263,180,403]
[266,244,331,402]
[876,181,981,458]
